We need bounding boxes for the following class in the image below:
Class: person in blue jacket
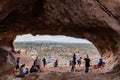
[98,58,103,70]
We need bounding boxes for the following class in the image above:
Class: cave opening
[0,0,120,79]
[13,34,100,70]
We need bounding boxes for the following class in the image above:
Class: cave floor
[1,66,119,80]
[1,54,120,80]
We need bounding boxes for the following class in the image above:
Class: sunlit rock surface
[0,0,120,74]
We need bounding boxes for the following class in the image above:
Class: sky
[14,34,91,43]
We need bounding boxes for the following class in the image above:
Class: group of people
[15,57,46,77]
[15,54,105,77]
[15,57,28,77]
[15,56,59,77]
[70,54,105,73]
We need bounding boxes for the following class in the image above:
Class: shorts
[98,64,101,68]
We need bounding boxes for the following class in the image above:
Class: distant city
[14,40,92,45]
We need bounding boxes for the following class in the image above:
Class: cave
[0,0,120,75]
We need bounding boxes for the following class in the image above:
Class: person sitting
[30,65,38,73]
[19,64,28,77]
[98,58,103,71]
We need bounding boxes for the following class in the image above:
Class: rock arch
[0,0,120,74]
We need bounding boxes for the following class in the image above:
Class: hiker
[34,57,40,71]
[16,57,20,70]
[42,57,46,67]
[19,64,28,76]
[98,58,104,70]
[54,60,58,67]
[69,60,72,66]
[30,64,38,73]
[77,57,82,67]
[71,53,76,72]
[84,55,90,73]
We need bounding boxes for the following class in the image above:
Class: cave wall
[0,0,120,73]
[0,48,15,75]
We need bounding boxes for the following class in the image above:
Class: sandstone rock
[0,0,120,74]
[0,48,15,75]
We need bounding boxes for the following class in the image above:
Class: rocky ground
[1,66,120,80]
[0,54,120,80]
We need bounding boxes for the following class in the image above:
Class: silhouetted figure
[84,55,90,73]
[30,65,38,73]
[34,57,40,71]
[16,57,20,70]
[72,54,76,65]
[71,53,76,72]
[42,57,46,67]
[54,60,58,67]
[77,57,82,67]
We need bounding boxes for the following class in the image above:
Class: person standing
[42,57,46,67]
[34,57,40,71]
[69,60,72,66]
[84,55,90,73]
[71,53,76,72]
[54,60,58,67]
[77,57,82,67]
[16,57,20,70]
